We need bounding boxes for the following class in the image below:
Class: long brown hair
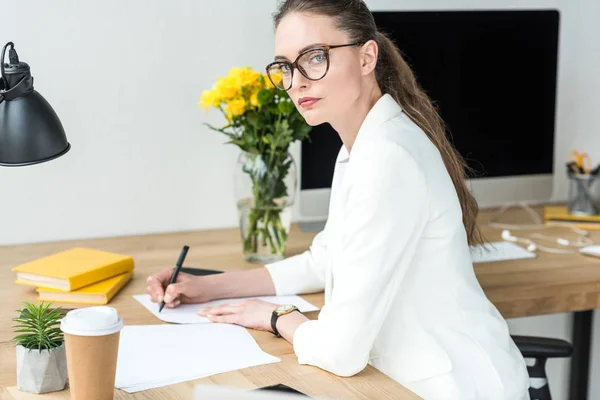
[274,0,485,246]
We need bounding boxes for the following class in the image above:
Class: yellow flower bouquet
[200,67,311,263]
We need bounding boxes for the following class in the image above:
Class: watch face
[278,304,294,312]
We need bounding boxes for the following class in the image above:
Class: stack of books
[544,205,600,230]
[11,248,134,305]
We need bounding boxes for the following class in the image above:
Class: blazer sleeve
[292,143,430,377]
[264,145,349,296]
[264,225,329,295]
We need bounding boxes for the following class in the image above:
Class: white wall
[2,1,600,399]
[0,0,286,245]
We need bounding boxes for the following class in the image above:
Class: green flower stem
[265,227,277,252]
[270,224,281,254]
[244,208,259,253]
[275,216,287,244]
[271,213,286,255]
[263,210,271,249]
[242,203,287,257]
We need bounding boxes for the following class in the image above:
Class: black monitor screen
[301,10,559,190]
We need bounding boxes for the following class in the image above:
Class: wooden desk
[476,204,600,400]
[0,225,419,398]
[1,204,600,398]
[475,207,600,319]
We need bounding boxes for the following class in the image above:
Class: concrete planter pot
[16,343,68,394]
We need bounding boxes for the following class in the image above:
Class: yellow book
[36,271,134,305]
[544,205,600,230]
[12,248,134,291]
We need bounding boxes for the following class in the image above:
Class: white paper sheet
[133,294,319,324]
[115,323,280,393]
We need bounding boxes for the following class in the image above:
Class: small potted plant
[12,301,68,394]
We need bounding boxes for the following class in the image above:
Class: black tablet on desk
[180,267,224,276]
[256,384,309,397]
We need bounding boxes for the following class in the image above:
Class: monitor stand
[299,220,327,233]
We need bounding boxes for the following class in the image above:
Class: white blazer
[265,94,530,400]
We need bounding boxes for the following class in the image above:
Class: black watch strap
[271,310,282,337]
[271,306,299,337]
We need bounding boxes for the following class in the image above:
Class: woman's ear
[360,40,378,75]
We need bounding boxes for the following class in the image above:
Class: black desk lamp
[0,42,70,166]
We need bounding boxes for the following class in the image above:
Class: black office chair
[511,335,573,400]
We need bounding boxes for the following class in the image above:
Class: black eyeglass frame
[265,42,363,90]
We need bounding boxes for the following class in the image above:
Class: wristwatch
[271,304,299,337]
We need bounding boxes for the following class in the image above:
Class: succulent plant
[12,302,64,351]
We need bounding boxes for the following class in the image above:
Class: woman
[146,1,530,398]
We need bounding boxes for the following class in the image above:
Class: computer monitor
[299,9,560,225]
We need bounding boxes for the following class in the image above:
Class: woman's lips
[298,97,320,108]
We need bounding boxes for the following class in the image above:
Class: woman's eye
[309,53,326,64]
[281,64,292,74]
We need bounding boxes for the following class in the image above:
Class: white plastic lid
[60,306,123,336]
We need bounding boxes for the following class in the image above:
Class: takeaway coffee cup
[60,306,123,400]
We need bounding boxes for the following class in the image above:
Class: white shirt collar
[337,94,403,164]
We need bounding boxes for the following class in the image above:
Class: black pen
[159,245,190,313]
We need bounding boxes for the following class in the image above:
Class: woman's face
[273,13,364,126]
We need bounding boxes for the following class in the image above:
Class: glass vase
[234,151,297,264]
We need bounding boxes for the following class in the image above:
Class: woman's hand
[198,299,279,333]
[145,268,212,308]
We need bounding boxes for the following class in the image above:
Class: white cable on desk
[487,202,595,254]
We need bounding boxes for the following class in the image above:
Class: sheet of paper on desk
[470,241,537,263]
[133,294,319,324]
[115,323,280,393]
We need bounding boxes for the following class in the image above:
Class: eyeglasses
[265,42,363,91]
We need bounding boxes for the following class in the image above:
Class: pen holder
[568,172,600,216]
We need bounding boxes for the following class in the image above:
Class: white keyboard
[470,241,537,263]
[580,245,600,259]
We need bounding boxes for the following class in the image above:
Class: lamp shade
[0,42,70,167]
